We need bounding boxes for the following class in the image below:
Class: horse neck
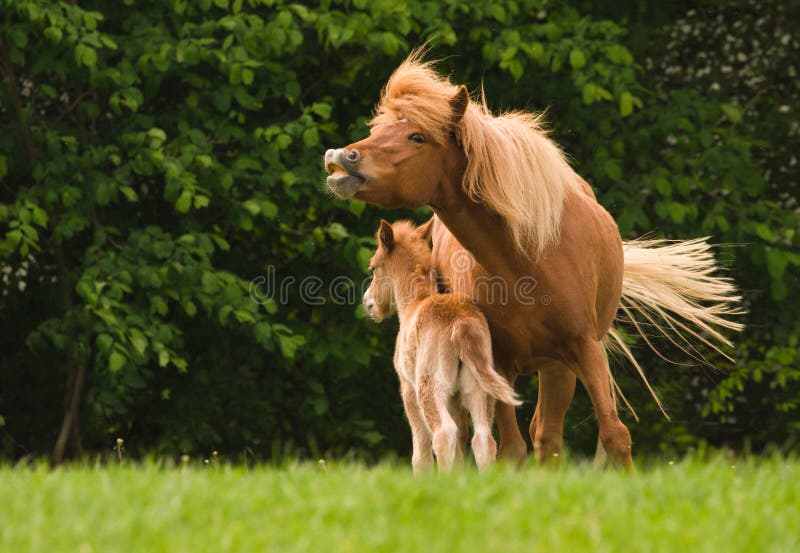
[429,153,533,281]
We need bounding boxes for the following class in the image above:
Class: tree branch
[0,37,37,163]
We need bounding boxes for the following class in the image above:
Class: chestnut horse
[325,52,742,466]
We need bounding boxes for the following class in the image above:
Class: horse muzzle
[324,148,366,199]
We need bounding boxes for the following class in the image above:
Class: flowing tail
[605,237,745,419]
[451,318,522,406]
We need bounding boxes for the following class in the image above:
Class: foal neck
[390,260,434,322]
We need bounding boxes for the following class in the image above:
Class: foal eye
[408,133,425,144]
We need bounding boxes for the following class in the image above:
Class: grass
[1,456,798,553]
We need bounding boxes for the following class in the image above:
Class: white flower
[779,105,791,113]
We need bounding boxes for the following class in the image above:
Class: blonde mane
[371,51,580,258]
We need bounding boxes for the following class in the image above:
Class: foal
[363,219,520,472]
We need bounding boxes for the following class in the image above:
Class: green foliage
[0,0,797,460]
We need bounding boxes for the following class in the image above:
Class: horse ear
[450,85,469,125]
[415,216,435,243]
[378,219,394,251]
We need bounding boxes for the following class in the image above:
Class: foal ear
[450,85,469,125]
[414,216,435,243]
[378,219,395,251]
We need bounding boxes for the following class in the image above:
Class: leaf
[348,200,365,217]
[218,305,233,325]
[766,248,787,280]
[260,200,278,219]
[119,186,138,202]
[721,103,742,124]
[254,321,272,345]
[30,206,48,228]
[582,83,596,105]
[201,272,219,293]
[569,48,586,69]
[183,300,197,317]
[44,27,62,44]
[6,230,22,247]
[754,223,772,242]
[491,4,506,22]
[129,333,148,355]
[655,177,672,198]
[96,333,113,354]
[605,44,633,65]
[604,160,622,180]
[233,309,255,323]
[327,223,348,240]
[79,45,97,69]
[302,127,319,147]
[175,191,192,213]
[109,351,126,372]
[668,202,686,224]
[311,102,332,119]
[278,334,305,359]
[619,92,634,117]
[357,247,373,273]
[242,199,261,215]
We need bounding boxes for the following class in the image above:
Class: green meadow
[2,456,797,553]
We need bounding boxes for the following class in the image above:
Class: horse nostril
[345,149,360,163]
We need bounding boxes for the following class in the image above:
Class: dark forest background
[0,0,797,463]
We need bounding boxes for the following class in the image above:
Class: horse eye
[408,133,425,144]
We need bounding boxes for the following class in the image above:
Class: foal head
[363,218,434,322]
[325,54,469,209]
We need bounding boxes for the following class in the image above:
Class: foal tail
[606,237,745,418]
[451,318,522,406]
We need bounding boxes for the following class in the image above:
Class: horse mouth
[325,163,366,199]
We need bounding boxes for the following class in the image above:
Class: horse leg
[400,380,433,474]
[494,370,527,464]
[569,339,633,468]
[529,362,576,464]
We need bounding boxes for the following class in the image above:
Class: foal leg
[452,402,469,466]
[529,361,576,464]
[463,392,498,471]
[400,381,433,474]
[418,376,459,472]
[569,339,633,468]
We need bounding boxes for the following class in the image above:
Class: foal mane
[371,51,580,258]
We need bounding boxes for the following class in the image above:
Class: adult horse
[325,52,742,466]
